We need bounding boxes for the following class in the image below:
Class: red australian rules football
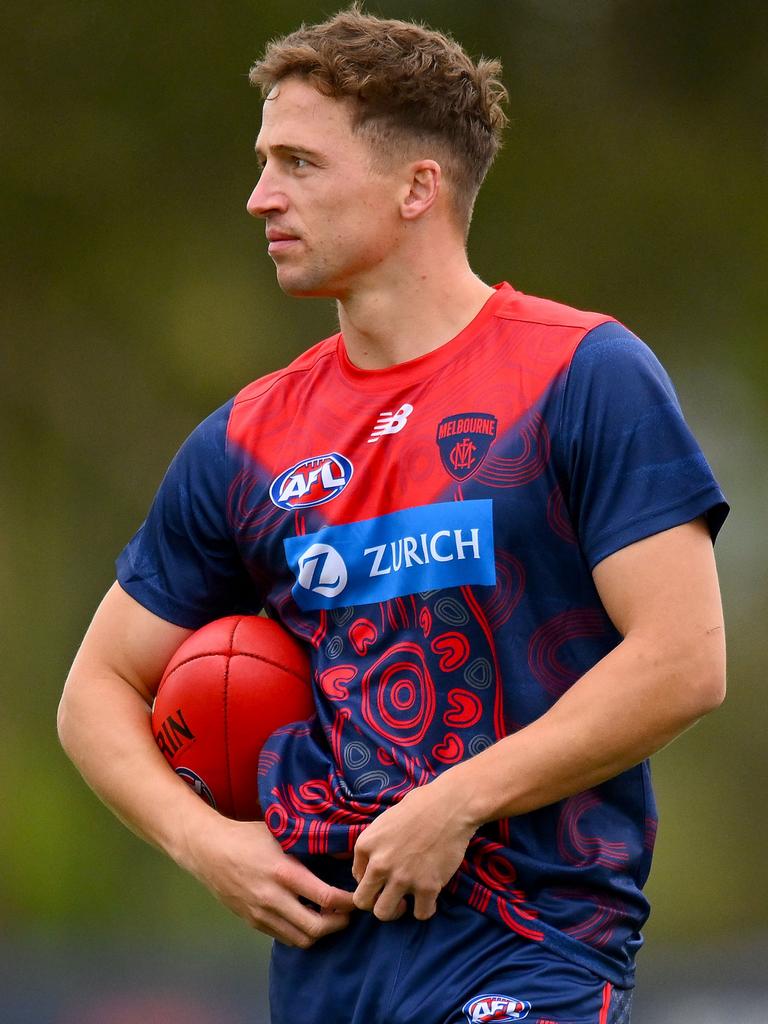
[151,615,313,820]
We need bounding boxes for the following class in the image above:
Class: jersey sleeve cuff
[116,567,221,630]
[585,486,729,571]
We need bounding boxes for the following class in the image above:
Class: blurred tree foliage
[2,0,766,951]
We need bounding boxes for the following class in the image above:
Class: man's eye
[292,156,310,170]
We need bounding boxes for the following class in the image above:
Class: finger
[352,868,384,912]
[392,896,408,920]
[372,881,407,922]
[314,906,354,936]
[248,907,322,949]
[265,888,353,943]
[280,884,353,932]
[413,890,438,921]
[282,858,356,913]
[351,848,368,885]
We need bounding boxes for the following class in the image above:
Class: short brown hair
[249,5,508,230]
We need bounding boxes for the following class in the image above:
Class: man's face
[248,77,405,298]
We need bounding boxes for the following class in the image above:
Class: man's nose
[246,167,287,218]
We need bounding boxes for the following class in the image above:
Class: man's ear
[400,160,442,220]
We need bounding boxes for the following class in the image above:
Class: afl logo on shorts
[462,993,531,1023]
[270,453,353,510]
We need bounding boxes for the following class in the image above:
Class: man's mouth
[267,230,301,255]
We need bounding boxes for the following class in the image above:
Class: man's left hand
[351,775,477,921]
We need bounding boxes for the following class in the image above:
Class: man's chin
[274,267,339,299]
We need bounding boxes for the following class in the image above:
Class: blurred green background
[2,1,766,1020]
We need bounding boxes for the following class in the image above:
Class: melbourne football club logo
[436,412,497,480]
[269,452,353,510]
[462,993,532,1023]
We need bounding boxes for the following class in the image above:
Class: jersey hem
[448,876,638,989]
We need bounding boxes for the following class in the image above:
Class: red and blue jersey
[118,283,728,985]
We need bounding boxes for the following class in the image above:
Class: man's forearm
[57,668,218,870]
[437,629,725,829]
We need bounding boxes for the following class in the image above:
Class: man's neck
[336,252,495,371]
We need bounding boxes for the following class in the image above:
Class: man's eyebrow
[254,143,325,163]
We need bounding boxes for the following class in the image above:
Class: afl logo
[270,452,353,510]
[462,994,531,1023]
[175,767,217,810]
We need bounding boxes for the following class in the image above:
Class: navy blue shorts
[270,865,633,1024]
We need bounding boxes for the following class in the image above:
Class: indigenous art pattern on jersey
[117,283,728,986]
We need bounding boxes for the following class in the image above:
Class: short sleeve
[558,321,729,569]
[116,400,260,627]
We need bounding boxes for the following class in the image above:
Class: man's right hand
[58,583,355,949]
[185,817,356,947]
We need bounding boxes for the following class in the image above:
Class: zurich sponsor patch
[284,500,495,611]
[437,412,497,481]
[462,993,531,1023]
[269,452,353,510]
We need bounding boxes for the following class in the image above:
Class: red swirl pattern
[528,608,609,698]
[227,469,284,542]
[419,606,432,638]
[258,749,280,778]
[318,664,357,701]
[480,551,525,632]
[557,791,630,869]
[496,896,545,942]
[465,838,531,906]
[474,412,550,487]
[431,732,464,764]
[265,801,305,851]
[430,631,470,671]
[557,888,627,948]
[443,688,483,728]
[361,642,437,746]
[276,586,328,648]
[330,707,351,769]
[546,484,576,544]
[643,815,658,852]
[349,618,377,656]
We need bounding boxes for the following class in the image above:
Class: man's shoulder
[494,285,617,333]
[232,333,339,409]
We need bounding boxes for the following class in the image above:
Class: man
[58,7,728,1023]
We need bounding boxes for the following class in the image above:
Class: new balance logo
[368,403,414,443]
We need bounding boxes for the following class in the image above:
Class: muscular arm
[351,518,726,920]
[58,583,355,946]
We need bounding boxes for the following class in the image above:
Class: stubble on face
[254,78,405,300]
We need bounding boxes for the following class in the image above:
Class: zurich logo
[270,452,353,510]
[462,994,531,1023]
[297,543,348,598]
[284,500,495,612]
